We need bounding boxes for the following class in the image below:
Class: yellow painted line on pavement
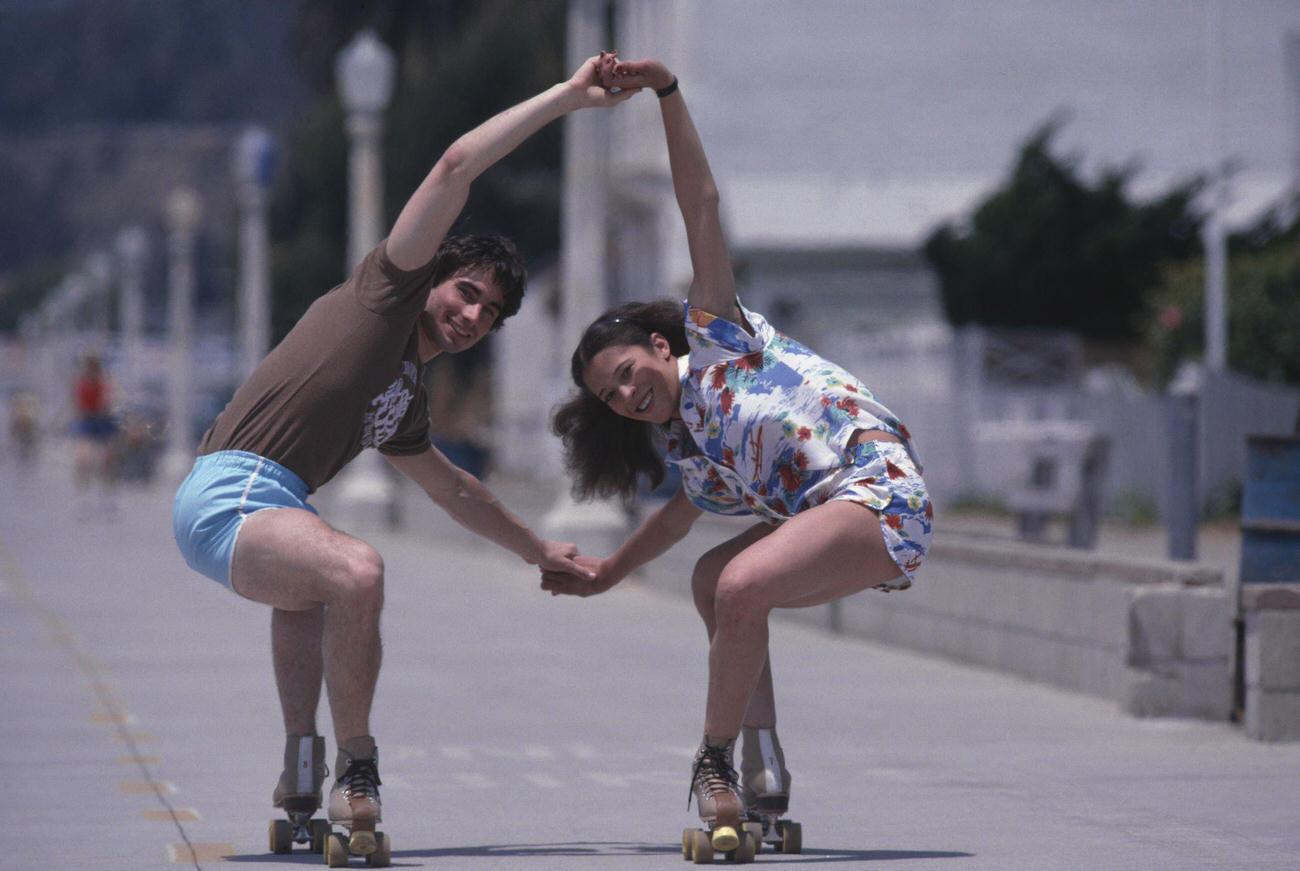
[120,755,160,765]
[0,537,207,870]
[92,711,137,725]
[146,808,202,822]
[168,843,233,863]
[114,731,158,743]
[122,779,176,795]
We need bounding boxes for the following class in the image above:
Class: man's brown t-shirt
[198,241,434,492]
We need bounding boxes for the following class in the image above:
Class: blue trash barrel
[1239,435,1300,585]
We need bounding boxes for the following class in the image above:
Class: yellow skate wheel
[269,819,293,854]
[349,829,377,855]
[326,832,350,867]
[732,830,757,864]
[310,819,331,854]
[711,825,739,853]
[690,829,714,864]
[366,831,390,867]
[741,822,763,852]
[777,820,802,854]
[682,828,695,860]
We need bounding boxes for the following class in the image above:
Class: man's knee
[330,543,385,608]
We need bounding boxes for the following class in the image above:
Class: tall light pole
[542,0,626,547]
[334,29,400,526]
[234,126,277,380]
[114,225,149,402]
[162,187,202,482]
[83,250,113,351]
[1203,0,1228,373]
[337,30,395,272]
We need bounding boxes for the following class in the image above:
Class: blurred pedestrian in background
[70,353,119,517]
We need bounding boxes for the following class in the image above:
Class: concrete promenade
[2,460,1299,870]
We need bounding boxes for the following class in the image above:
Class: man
[173,52,635,858]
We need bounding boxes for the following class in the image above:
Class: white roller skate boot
[740,726,801,854]
[268,734,331,854]
[681,735,758,863]
[325,736,390,866]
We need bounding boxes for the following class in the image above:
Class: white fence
[826,326,1300,518]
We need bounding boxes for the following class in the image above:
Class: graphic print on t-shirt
[362,360,418,449]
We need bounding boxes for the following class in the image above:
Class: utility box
[1240,435,1300,741]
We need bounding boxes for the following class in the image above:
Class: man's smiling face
[416,269,505,361]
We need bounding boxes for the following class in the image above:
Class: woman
[545,55,933,858]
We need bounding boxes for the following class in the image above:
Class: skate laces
[688,743,739,809]
[339,758,381,800]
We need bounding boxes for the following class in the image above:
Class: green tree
[1149,201,1300,386]
[922,122,1203,342]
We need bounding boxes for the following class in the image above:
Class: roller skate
[681,736,759,864]
[268,734,331,854]
[740,727,801,854]
[324,736,391,867]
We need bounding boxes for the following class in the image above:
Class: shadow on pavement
[223,843,973,863]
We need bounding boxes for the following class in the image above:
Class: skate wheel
[711,825,739,853]
[326,832,350,867]
[269,819,293,854]
[741,822,763,852]
[732,830,757,864]
[311,819,332,854]
[776,820,802,854]
[682,828,695,860]
[366,831,390,867]
[690,829,714,864]
[349,829,377,856]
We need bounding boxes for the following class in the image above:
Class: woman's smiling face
[582,333,681,424]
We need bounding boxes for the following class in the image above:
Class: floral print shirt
[665,300,920,522]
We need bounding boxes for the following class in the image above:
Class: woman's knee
[713,563,771,626]
[691,548,728,615]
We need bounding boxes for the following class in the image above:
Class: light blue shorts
[172,450,316,590]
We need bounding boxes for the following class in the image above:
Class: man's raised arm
[386,53,639,271]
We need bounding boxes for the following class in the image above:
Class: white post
[1202,0,1228,373]
[542,0,627,546]
[333,30,400,527]
[234,127,277,381]
[162,188,202,482]
[114,226,149,402]
[83,251,113,352]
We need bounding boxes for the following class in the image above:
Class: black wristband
[655,77,679,99]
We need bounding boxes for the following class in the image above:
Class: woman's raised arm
[606,58,740,326]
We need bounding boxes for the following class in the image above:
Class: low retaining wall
[641,523,1234,720]
[1242,585,1300,741]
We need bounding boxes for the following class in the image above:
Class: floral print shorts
[814,440,933,589]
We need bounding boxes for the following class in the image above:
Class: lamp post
[114,226,149,402]
[541,0,627,549]
[162,187,202,483]
[234,126,277,380]
[83,250,113,350]
[333,29,400,527]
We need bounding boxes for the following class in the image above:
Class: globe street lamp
[334,29,400,527]
[114,225,149,403]
[162,187,202,483]
[233,126,277,380]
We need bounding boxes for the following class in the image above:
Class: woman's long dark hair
[551,298,690,501]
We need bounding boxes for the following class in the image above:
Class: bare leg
[272,607,324,735]
[705,501,902,739]
[692,523,778,728]
[231,508,385,744]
